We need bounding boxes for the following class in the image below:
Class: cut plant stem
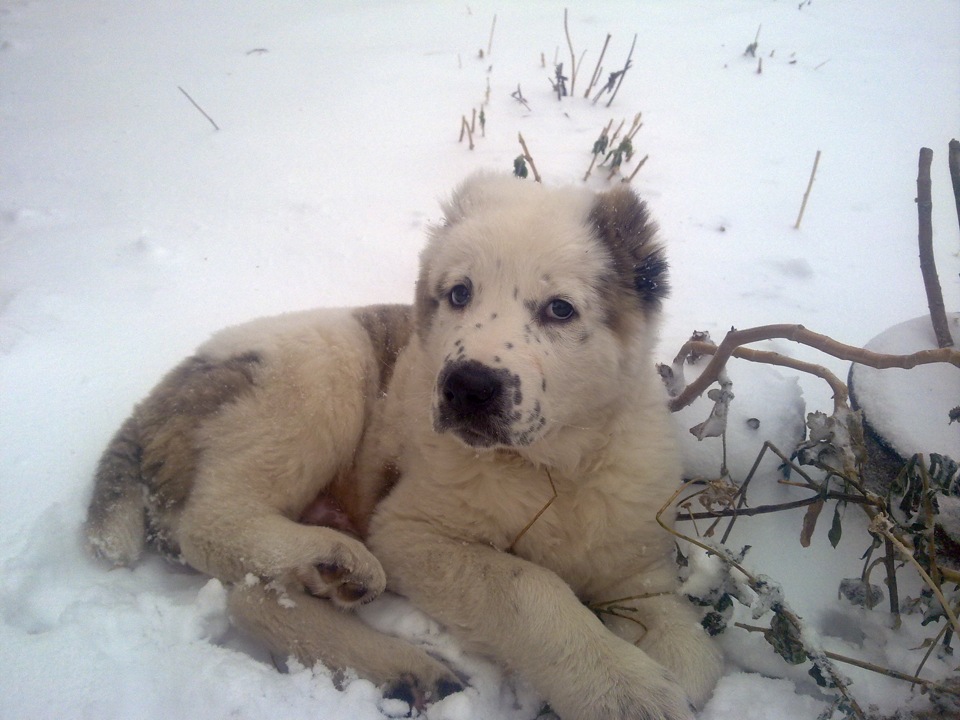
[917,147,954,347]
[177,86,220,131]
[563,8,578,95]
[487,13,496,57]
[794,149,821,229]
[517,133,542,182]
[606,33,637,108]
[584,33,611,98]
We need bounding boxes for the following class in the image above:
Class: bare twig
[949,139,960,238]
[606,33,636,108]
[508,469,557,552]
[734,622,959,696]
[621,154,649,185]
[177,86,220,131]
[487,13,497,57]
[583,119,614,182]
[794,150,821,229]
[459,115,474,150]
[517,133,542,183]
[667,324,960,413]
[656,483,866,719]
[563,8,578,95]
[584,33,611,98]
[872,515,960,636]
[917,147,954,347]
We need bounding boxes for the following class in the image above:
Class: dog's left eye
[544,298,577,322]
[449,283,472,308]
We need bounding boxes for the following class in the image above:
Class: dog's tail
[84,416,146,566]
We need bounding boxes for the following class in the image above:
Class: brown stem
[917,147,954,348]
[794,150,821,229]
[667,324,960,413]
[949,139,960,239]
[606,33,636,108]
[584,33,611,98]
[517,133,542,183]
[563,8,577,95]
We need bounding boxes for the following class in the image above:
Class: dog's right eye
[449,283,472,308]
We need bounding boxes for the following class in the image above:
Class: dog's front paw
[294,534,386,608]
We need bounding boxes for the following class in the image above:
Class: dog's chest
[489,469,665,596]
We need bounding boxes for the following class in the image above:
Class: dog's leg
[179,506,388,608]
[369,521,696,720]
[593,567,723,710]
[228,580,463,705]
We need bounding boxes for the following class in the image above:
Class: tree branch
[917,147,954,348]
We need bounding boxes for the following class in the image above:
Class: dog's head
[414,173,668,453]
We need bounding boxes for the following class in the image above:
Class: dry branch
[563,8,578,95]
[584,33,612,98]
[667,324,960,413]
[517,133,542,183]
[177,86,219,131]
[606,33,636,108]
[794,150,821,229]
[487,13,497,57]
[949,138,960,237]
[917,147,954,348]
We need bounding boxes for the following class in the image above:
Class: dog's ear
[589,186,669,310]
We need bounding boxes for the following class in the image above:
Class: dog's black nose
[441,361,503,415]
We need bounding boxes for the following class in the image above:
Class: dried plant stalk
[917,147,954,348]
[794,150,821,229]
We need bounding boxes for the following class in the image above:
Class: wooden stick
[606,33,637,108]
[563,8,577,95]
[583,119,613,182]
[487,13,497,57]
[794,149,821,229]
[517,133,542,182]
[917,147,954,347]
[178,86,220,131]
[584,33,611,98]
[621,154,649,184]
[949,139,960,238]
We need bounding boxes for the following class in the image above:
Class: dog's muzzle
[434,360,518,448]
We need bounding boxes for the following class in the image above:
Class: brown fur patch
[588,186,669,331]
[134,352,262,556]
[352,305,414,393]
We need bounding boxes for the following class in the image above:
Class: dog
[85,173,722,719]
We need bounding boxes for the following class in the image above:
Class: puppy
[86,173,721,718]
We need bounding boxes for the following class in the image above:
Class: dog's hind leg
[228,580,463,705]
[85,416,146,565]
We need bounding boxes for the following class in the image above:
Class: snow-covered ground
[2,2,958,718]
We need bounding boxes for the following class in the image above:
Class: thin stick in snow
[563,8,578,96]
[487,14,497,57]
[178,86,220,131]
[584,33,611,99]
[605,33,636,108]
[794,149,821,229]
[948,138,960,239]
[916,147,954,348]
[517,133,542,183]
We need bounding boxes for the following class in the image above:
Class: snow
[2,1,959,719]
[850,312,960,459]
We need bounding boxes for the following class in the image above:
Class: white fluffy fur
[85,174,721,719]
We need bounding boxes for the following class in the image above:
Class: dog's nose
[441,361,503,415]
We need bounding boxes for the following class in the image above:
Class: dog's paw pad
[436,678,465,700]
[335,581,371,604]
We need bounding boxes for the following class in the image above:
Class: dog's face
[414,174,668,452]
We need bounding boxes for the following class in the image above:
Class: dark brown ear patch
[588,185,669,314]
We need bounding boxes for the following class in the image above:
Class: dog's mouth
[434,360,523,449]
